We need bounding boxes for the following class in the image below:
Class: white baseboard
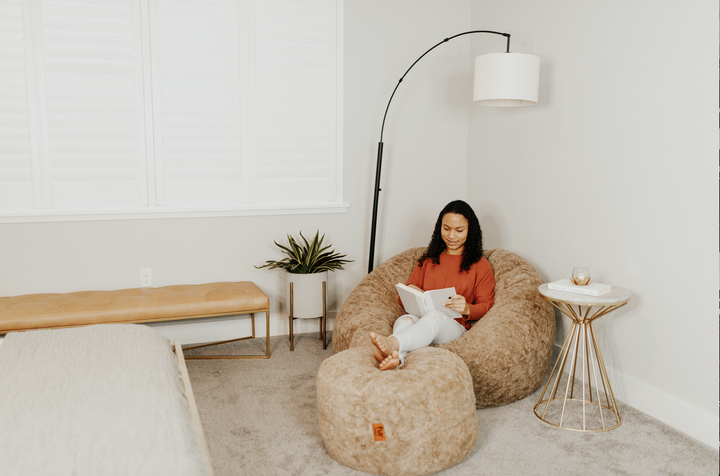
[553,344,719,449]
[145,310,337,346]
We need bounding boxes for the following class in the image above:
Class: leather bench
[0,281,270,359]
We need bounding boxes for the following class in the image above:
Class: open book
[395,283,462,319]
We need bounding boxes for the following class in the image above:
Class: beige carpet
[184,333,718,476]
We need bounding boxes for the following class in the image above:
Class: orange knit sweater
[404,254,495,330]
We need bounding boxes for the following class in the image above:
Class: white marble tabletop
[538,283,631,306]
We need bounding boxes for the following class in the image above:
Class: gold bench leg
[185,309,271,360]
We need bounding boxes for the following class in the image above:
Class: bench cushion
[0,282,269,333]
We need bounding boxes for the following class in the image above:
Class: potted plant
[256,230,353,321]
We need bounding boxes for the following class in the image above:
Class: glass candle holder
[572,267,591,286]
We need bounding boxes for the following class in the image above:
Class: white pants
[390,310,466,366]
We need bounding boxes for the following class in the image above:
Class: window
[0,0,345,222]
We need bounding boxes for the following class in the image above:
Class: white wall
[0,1,472,341]
[467,0,719,447]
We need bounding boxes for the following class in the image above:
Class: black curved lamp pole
[367,30,511,274]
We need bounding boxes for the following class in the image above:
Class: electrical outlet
[140,268,152,287]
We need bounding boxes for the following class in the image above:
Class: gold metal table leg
[533,301,626,432]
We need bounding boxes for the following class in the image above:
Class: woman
[370,200,495,370]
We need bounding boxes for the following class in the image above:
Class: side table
[534,284,631,432]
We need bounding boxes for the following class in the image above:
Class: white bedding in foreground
[0,324,210,476]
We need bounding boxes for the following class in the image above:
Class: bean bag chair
[332,248,555,408]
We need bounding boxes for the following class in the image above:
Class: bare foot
[369,332,399,364]
[379,350,401,371]
[372,346,385,364]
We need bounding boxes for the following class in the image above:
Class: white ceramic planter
[286,271,328,318]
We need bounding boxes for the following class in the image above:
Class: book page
[395,284,426,317]
[423,288,462,319]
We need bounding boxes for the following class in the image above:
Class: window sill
[0,203,350,223]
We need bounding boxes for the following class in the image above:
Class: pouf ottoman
[317,345,478,476]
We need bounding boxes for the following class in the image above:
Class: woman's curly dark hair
[417,200,483,273]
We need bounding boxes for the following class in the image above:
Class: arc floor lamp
[367,30,540,273]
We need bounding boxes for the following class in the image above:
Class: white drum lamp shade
[473,53,540,106]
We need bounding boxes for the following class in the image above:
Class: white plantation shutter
[0,0,38,210]
[0,0,344,221]
[253,0,337,203]
[151,0,245,206]
[37,0,148,209]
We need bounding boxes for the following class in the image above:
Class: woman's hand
[444,294,470,316]
[408,284,423,293]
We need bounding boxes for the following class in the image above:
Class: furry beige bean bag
[317,345,478,476]
[332,248,555,408]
